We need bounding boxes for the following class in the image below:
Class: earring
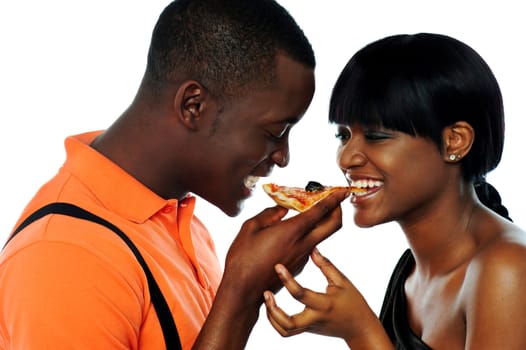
[449,154,457,161]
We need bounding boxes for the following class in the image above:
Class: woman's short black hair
[329,33,505,183]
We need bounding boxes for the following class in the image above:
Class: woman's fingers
[274,264,331,311]
[311,247,351,286]
[264,291,305,337]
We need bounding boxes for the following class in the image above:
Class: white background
[1,1,524,349]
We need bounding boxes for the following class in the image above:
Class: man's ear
[173,81,210,131]
[442,121,474,162]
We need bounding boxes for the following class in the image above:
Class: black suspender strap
[4,202,182,350]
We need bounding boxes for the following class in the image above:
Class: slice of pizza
[262,181,363,212]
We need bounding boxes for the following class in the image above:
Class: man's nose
[271,144,290,168]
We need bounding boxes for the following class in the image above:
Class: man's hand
[223,188,348,302]
[193,188,348,349]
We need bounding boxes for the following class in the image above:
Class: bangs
[329,77,411,135]
[329,63,440,139]
[328,34,446,143]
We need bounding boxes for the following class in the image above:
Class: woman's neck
[400,188,480,277]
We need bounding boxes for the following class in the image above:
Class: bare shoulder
[462,224,526,307]
[476,223,526,263]
[466,225,526,284]
[460,225,526,348]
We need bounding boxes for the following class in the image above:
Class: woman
[263,33,526,349]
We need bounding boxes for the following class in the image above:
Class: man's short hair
[144,0,315,99]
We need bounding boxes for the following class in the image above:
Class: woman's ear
[173,81,209,131]
[442,121,474,162]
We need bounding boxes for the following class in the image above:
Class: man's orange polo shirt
[0,131,222,349]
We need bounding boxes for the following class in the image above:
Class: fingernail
[275,264,285,275]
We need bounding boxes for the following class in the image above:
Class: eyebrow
[268,116,301,128]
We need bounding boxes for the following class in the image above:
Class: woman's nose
[337,142,367,170]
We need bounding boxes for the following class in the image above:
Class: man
[0,0,347,349]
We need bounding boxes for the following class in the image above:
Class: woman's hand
[264,248,394,349]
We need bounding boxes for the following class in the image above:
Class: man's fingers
[304,204,343,246]
[284,189,347,243]
[303,188,348,225]
[241,206,288,232]
[310,188,350,214]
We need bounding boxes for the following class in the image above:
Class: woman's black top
[379,249,433,350]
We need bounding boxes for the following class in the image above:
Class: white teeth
[351,180,383,188]
[354,191,369,197]
[244,175,260,189]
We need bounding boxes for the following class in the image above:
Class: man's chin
[198,190,247,217]
[202,196,245,218]
[221,200,245,217]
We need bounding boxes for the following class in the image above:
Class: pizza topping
[262,182,348,212]
[305,181,324,192]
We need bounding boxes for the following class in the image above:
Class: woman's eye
[364,130,391,141]
[334,128,351,142]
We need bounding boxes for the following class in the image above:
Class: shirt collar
[62,131,188,223]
